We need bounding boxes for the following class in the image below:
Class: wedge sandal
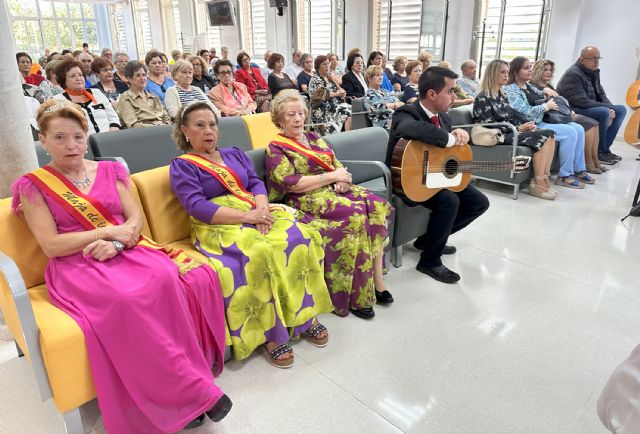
[305,322,329,348]
[263,343,294,369]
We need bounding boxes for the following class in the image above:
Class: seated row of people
[13,90,394,430]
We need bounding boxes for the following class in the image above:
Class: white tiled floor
[2,140,640,433]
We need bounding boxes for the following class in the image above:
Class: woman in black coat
[341,53,368,99]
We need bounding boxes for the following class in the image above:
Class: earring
[185,136,190,143]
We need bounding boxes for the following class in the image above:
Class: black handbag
[540,96,572,124]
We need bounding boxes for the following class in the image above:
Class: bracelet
[95,228,100,241]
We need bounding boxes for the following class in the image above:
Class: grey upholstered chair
[218,116,252,151]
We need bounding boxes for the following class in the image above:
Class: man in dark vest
[387,66,489,283]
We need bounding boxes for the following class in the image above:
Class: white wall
[344,0,371,56]
[546,0,640,127]
[444,0,474,73]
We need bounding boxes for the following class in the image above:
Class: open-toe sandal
[305,322,329,348]
[573,171,595,184]
[263,343,294,369]
[555,176,585,189]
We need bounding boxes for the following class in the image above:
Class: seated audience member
[418,51,433,71]
[113,52,130,86]
[532,59,606,174]
[91,57,128,106]
[367,51,393,92]
[23,94,40,136]
[76,51,97,86]
[260,50,273,80]
[160,52,172,77]
[165,59,219,120]
[100,48,113,62]
[346,47,362,59]
[472,59,556,199]
[39,60,64,100]
[341,53,368,98]
[391,56,409,91]
[82,42,90,53]
[388,66,490,282]
[181,52,193,61]
[457,59,480,97]
[234,51,271,112]
[556,46,627,164]
[38,48,50,69]
[296,53,315,93]
[308,55,352,135]
[382,54,394,83]
[144,51,175,105]
[220,46,231,61]
[117,61,172,128]
[17,52,45,86]
[21,73,46,103]
[265,91,393,319]
[208,59,256,116]
[283,50,304,81]
[503,56,592,189]
[198,49,210,61]
[14,99,232,433]
[209,47,219,63]
[327,52,344,86]
[364,65,403,129]
[170,102,333,367]
[53,59,121,134]
[401,60,422,103]
[267,53,298,97]
[191,55,218,93]
[439,61,473,107]
[169,49,181,68]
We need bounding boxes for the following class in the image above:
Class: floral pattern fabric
[308,75,352,135]
[363,88,399,129]
[265,133,393,316]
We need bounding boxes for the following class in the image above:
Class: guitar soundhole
[443,158,459,178]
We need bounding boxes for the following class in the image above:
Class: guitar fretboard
[426,161,515,173]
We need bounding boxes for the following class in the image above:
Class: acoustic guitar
[391,139,531,202]
[624,80,640,145]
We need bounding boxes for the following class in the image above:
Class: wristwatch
[112,240,125,253]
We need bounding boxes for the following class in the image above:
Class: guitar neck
[455,161,514,172]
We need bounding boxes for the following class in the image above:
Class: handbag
[539,96,572,124]
[471,125,503,146]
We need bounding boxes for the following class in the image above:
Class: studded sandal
[263,343,294,369]
[305,322,329,348]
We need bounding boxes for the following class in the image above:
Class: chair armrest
[340,160,392,201]
[0,251,53,401]
[452,121,520,179]
[94,156,130,174]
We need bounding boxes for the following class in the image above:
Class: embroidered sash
[271,134,336,172]
[178,154,257,207]
[26,166,200,275]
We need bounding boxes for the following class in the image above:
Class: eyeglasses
[583,57,603,61]
[218,70,233,75]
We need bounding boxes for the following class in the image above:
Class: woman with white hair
[165,59,220,119]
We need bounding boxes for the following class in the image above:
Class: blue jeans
[538,121,586,177]
[572,105,627,154]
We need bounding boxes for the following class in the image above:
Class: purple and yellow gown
[265,132,393,316]
[169,146,333,361]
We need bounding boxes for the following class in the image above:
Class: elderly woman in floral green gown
[265,91,393,320]
[170,102,333,368]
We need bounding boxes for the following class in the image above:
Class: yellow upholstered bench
[0,181,151,432]
[241,112,280,149]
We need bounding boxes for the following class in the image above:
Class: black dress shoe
[375,289,394,304]
[206,394,233,422]
[416,264,460,284]
[350,307,375,319]
[442,245,457,255]
[184,414,205,429]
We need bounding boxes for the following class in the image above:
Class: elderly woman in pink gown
[11,99,232,434]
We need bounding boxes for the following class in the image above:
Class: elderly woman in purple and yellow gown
[12,99,231,433]
[265,91,393,320]
[168,102,333,369]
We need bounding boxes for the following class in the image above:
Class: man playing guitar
[386,66,489,283]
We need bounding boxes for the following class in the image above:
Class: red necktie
[431,115,441,128]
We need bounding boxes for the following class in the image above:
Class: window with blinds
[480,0,549,70]
[373,0,422,60]
[132,0,153,55]
[298,0,344,57]
[109,3,127,53]
[238,0,267,58]
[171,0,183,51]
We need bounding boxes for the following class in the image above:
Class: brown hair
[144,50,162,66]
[91,57,114,75]
[37,99,89,135]
[237,50,251,66]
[267,53,284,70]
[54,59,85,88]
[314,55,328,73]
[270,90,308,128]
[172,102,219,151]
[507,56,529,85]
[405,60,422,76]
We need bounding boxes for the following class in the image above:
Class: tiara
[43,101,69,114]
[272,89,302,105]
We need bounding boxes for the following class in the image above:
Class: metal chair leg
[391,245,403,268]
[15,340,24,357]
[62,408,84,434]
[512,183,520,200]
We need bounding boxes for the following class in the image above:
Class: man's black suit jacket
[386,100,453,166]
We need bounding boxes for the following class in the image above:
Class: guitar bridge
[422,150,429,186]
